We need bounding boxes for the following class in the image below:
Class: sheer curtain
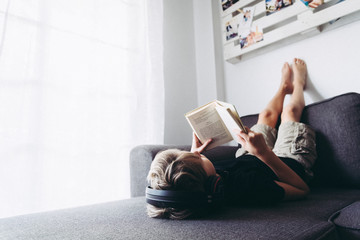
[0,0,164,218]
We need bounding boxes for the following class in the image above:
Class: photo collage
[224,6,264,49]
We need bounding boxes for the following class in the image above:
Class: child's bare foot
[292,58,307,89]
[281,62,293,94]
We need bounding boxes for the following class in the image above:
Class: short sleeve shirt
[214,154,306,205]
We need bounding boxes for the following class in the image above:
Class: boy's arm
[234,128,310,199]
[275,181,309,200]
[256,149,310,199]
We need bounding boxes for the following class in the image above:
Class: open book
[185,100,247,150]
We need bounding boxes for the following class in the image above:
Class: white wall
[224,20,360,117]
[163,0,360,144]
[193,0,225,105]
[163,0,226,145]
[163,0,198,145]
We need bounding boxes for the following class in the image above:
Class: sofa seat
[329,201,360,240]
[1,188,359,240]
[1,92,359,240]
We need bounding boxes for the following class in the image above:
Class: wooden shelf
[220,0,360,63]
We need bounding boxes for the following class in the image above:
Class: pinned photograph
[266,0,293,15]
[239,25,264,49]
[222,0,240,12]
[300,0,324,8]
[237,7,255,40]
[225,17,239,41]
[235,7,263,49]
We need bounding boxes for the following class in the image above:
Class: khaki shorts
[235,122,317,177]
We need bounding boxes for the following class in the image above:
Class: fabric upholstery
[301,92,360,187]
[329,201,360,240]
[130,145,191,197]
[1,189,359,240]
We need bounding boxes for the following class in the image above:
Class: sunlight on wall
[0,0,164,219]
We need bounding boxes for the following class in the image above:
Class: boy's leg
[236,62,293,158]
[273,58,317,179]
[257,62,293,128]
[281,58,306,122]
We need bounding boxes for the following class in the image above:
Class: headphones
[146,175,224,209]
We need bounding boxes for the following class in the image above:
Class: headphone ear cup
[205,175,223,194]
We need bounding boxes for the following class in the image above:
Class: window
[0,0,163,218]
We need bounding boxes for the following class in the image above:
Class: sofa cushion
[130,145,191,197]
[301,92,360,187]
[329,201,360,240]
[1,188,359,240]
[241,92,360,188]
[240,113,258,128]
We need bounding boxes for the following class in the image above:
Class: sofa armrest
[129,145,191,197]
[129,144,239,197]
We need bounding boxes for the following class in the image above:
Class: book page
[185,102,234,150]
[217,101,239,118]
[216,101,247,133]
[215,106,244,141]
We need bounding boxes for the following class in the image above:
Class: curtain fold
[0,0,163,218]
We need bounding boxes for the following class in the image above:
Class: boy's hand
[191,132,212,153]
[234,127,270,157]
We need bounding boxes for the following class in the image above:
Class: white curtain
[0,0,164,218]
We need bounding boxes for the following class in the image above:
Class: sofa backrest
[241,92,360,188]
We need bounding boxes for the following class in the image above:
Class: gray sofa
[1,92,359,240]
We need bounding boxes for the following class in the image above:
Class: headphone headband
[146,186,209,208]
[146,175,224,209]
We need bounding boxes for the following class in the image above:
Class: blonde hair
[146,149,208,220]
